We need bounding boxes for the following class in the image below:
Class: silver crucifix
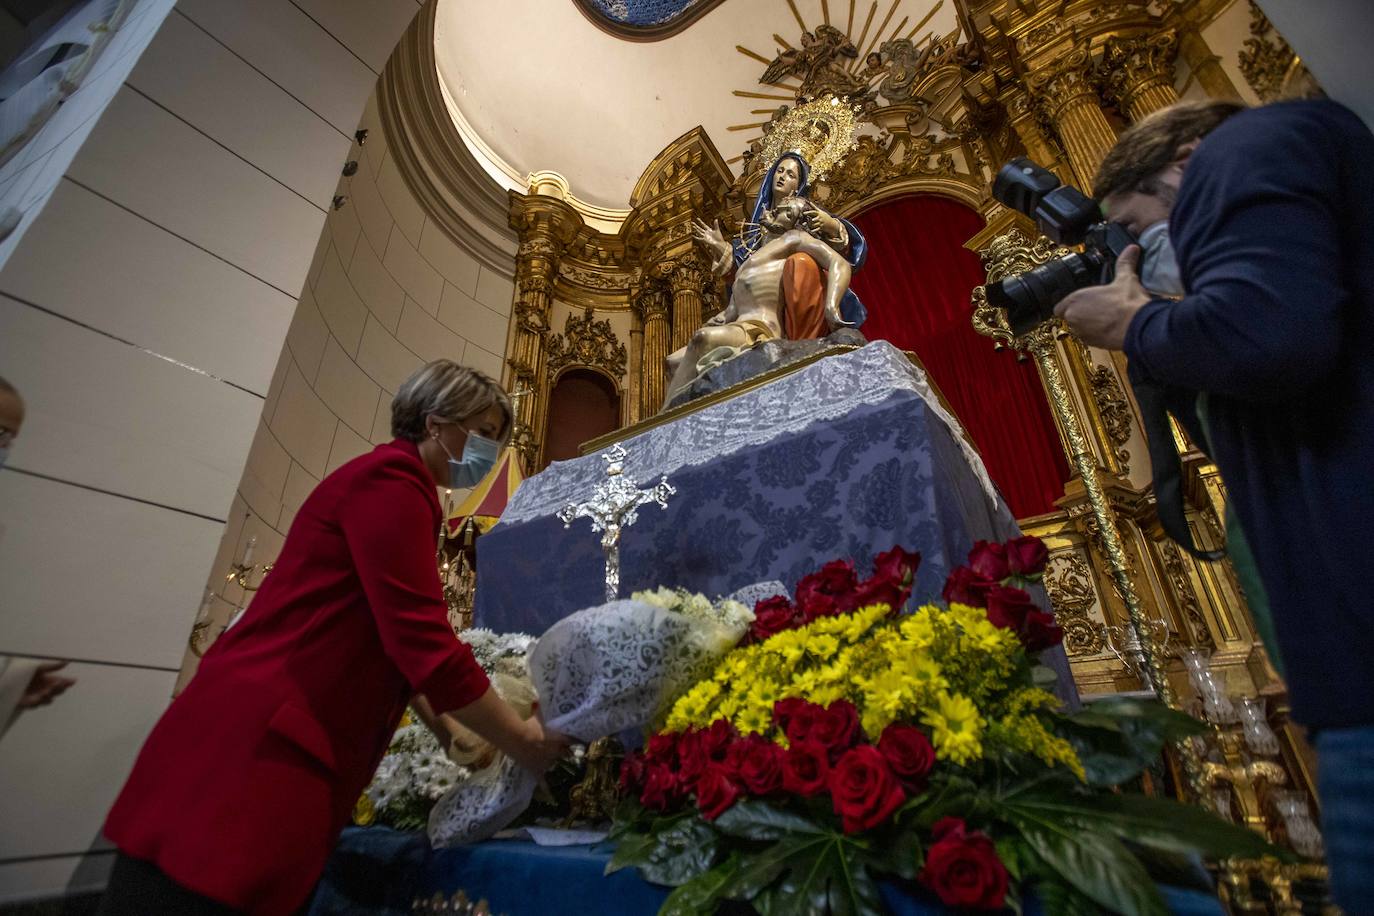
[557,444,675,602]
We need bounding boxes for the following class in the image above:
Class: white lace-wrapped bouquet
[426,584,776,847]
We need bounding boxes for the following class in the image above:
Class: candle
[241,536,256,567]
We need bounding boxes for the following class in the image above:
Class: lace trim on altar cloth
[501,341,999,526]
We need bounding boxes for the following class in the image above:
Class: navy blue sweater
[1124,100,1374,730]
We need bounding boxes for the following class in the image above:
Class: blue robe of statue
[733,153,870,329]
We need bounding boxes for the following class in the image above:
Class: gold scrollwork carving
[1162,542,1216,650]
[1087,361,1133,473]
[1238,3,1320,102]
[1044,554,1107,657]
[970,229,1066,355]
[545,308,628,380]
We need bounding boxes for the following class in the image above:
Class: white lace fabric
[498,341,997,527]
[428,584,778,847]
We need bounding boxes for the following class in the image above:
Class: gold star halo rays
[727,0,946,167]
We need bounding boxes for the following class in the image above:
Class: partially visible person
[1052,98,1374,907]
[0,376,78,739]
[0,374,23,468]
[99,361,566,916]
[0,658,77,738]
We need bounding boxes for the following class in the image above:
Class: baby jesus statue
[662,153,869,408]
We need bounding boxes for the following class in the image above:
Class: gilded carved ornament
[1043,553,1108,657]
[1237,4,1320,102]
[545,308,629,381]
[1086,358,1134,474]
[971,229,1067,355]
[1097,30,1180,109]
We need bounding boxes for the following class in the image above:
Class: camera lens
[986,251,1101,335]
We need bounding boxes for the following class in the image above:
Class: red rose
[942,566,996,606]
[781,741,830,796]
[873,545,921,587]
[698,719,736,761]
[640,762,680,811]
[852,575,909,615]
[675,729,709,782]
[774,698,824,745]
[694,763,741,821]
[1019,609,1064,653]
[619,751,646,794]
[645,732,678,764]
[1005,536,1049,578]
[877,724,936,790]
[727,736,786,795]
[749,595,800,642]
[828,745,906,834]
[984,585,1035,632]
[919,817,1009,910]
[967,541,1011,583]
[811,700,861,755]
[796,559,859,620]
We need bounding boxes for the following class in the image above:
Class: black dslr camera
[985,158,1136,335]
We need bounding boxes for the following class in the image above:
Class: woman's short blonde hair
[390,361,512,444]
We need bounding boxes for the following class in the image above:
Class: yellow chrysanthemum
[923,691,984,765]
[807,633,841,660]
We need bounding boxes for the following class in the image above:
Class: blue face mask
[439,429,500,489]
[1137,220,1184,298]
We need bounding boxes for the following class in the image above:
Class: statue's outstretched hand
[692,218,733,275]
[803,208,845,246]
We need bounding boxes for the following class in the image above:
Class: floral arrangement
[609,539,1277,915]
[360,629,535,830]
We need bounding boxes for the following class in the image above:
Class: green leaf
[871,824,924,881]
[1060,699,1207,788]
[629,818,719,889]
[745,831,885,916]
[713,799,826,841]
[1010,792,1281,861]
[659,854,743,916]
[606,829,657,875]
[1032,875,1104,916]
[1007,813,1167,916]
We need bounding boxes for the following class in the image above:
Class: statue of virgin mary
[662,151,871,406]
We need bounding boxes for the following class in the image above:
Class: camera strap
[1130,377,1226,562]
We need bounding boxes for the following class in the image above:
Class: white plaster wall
[0,0,435,903]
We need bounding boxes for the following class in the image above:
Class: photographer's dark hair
[1093,99,1246,201]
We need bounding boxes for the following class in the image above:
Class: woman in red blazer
[99,362,563,916]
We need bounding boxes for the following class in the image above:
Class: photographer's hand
[1053,245,1152,350]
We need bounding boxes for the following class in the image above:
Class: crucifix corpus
[557,444,675,602]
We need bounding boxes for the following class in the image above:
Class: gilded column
[1100,31,1182,123]
[507,194,578,463]
[1028,47,1117,192]
[668,256,706,351]
[627,304,644,425]
[1177,27,1243,102]
[1002,86,1066,177]
[636,283,671,415]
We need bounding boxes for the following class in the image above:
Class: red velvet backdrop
[849,195,1069,518]
[543,369,621,469]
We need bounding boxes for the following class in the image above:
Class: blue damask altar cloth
[474,343,1075,698]
[307,827,1224,916]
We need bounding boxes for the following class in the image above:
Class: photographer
[1054,98,1374,905]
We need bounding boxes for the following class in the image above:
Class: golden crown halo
[758,95,862,181]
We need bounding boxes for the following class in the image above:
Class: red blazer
[105,440,490,915]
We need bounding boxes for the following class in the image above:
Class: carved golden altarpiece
[380,1,1329,904]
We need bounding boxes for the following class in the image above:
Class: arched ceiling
[433,0,959,217]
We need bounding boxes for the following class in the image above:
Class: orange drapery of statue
[782,252,828,340]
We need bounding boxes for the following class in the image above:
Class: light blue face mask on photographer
[438,428,501,488]
[1137,219,1185,298]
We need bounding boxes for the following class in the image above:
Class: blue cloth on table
[472,343,1077,706]
[310,827,1223,916]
